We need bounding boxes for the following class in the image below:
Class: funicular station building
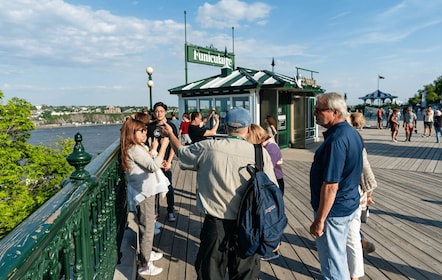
[169,66,324,148]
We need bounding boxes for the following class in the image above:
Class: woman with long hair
[120,118,169,276]
[264,115,278,139]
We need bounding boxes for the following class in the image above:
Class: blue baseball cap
[225,107,251,129]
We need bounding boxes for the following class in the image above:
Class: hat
[225,107,251,129]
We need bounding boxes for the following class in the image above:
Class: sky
[1,0,441,107]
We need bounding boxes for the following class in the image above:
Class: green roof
[169,67,324,96]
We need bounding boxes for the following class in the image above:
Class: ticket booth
[168,66,324,149]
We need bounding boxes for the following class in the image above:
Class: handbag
[361,206,369,223]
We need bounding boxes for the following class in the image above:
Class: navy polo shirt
[310,121,363,217]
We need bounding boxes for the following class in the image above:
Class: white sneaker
[150,251,163,261]
[138,262,163,276]
[155,221,163,229]
[168,213,176,222]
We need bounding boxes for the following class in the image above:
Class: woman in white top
[120,118,169,276]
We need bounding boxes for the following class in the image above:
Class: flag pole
[377,75,380,91]
[184,10,188,84]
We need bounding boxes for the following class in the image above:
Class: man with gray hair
[309,92,363,280]
[160,107,277,279]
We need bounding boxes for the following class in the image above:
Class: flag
[378,75,385,79]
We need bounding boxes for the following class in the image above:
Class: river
[29,124,122,157]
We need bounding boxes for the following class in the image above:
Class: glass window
[232,96,250,109]
[199,99,213,121]
[215,98,231,134]
[184,99,197,114]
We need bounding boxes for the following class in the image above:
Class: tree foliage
[408,75,442,106]
[0,91,74,239]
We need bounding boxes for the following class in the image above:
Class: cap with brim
[225,107,251,129]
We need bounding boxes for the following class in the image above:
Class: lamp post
[146,67,154,110]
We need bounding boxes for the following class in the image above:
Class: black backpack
[237,144,288,258]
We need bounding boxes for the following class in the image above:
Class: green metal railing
[0,133,127,280]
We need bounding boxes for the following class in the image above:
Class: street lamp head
[147,80,154,88]
[146,67,154,75]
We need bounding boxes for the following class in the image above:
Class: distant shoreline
[34,123,123,130]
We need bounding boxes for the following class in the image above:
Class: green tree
[0,91,74,239]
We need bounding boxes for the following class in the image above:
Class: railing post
[66,132,94,279]
[66,132,92,180]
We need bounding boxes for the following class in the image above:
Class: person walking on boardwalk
[309,93,363,280]
[403,107,417,142]
[376,107,383,129]
[422,106,434,137]
[389,108,400,142]
[159,107,278,280]
[434,110,441,143]
[147,102,179,222]
[120,118,169,276]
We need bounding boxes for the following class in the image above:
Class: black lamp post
[146,67,154,110]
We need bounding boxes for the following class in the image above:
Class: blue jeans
[435,126,441,143]
[315,209,357,280]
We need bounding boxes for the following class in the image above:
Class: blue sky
[1,0,441,107]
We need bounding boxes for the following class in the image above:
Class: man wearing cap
[160,107,277,279]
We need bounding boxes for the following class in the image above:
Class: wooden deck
[132,127,442,280]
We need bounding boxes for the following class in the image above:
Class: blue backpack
[237,144,288,258]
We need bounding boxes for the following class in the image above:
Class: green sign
[186,45,235,68]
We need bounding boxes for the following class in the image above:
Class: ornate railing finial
[66,132,92,180]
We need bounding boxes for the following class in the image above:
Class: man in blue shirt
[310,92,363,280]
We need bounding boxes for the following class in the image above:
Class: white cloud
[196,0,271,29]
[0,0,183,68]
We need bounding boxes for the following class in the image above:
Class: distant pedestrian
[179,113,192,145]
[434,110,441,143]
[310,92,363,280]
[376,107,383,129]
[422,106,434,137]
[389,109,400,142]
[264,115,278,139]
[385,108,393,128]
[403,107,417,142]
[169,112,181,132]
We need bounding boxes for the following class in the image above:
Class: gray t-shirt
[403,112,417,125]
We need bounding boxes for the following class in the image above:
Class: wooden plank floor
[137,127,442,280]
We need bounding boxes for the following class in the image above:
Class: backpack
[236,144,288,258]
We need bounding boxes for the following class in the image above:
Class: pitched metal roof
[168,67,323,96]
[359,90,398,102]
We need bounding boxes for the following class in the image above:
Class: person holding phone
[147,102,178,222]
